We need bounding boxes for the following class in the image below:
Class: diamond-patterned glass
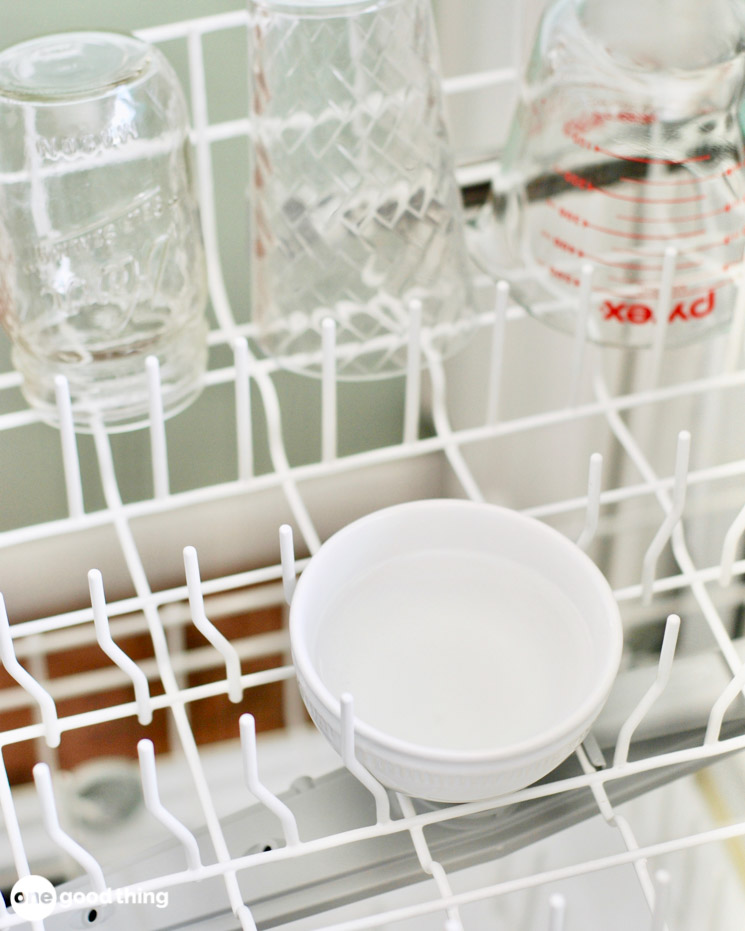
[248,0,476,377]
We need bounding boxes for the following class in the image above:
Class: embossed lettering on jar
[0,31,208,430]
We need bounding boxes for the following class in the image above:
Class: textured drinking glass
[248,0,476,378]
[475,0,745,348]
[0,32,208,431]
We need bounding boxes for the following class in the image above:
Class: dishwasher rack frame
[0,6,745,930]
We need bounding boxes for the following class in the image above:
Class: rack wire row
[0,290,745,930]
[0,6,745,931]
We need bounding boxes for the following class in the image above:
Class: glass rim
[0,30,156,104]
[247,0,406,18]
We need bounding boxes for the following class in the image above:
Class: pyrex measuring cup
[476,0,745,348]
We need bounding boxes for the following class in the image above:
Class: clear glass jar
[248,0,476,377]
[0,31,208,431]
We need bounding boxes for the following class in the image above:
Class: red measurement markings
[585,249,736,276]
[601,262,698,277]
[563,112,658,157]
[558,169,704,205]
[538,232,704,279]
[605,275,733,297]
[620,161,745,186]
[562,111,721,187]
[615,197,745,224]
[545,200,587,226]
[602,188,703,205]
[548,265,581,288]
[697,225,745,250]
[540,230,586,259]
[570,246,699,273]
[564,111,657,136]
[591,146,711,166]
[545,199,705,240]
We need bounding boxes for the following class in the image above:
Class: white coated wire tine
[241,337,322,554]
[650,869,671,931]
[403,299,423,444]
[440,896,464,931]
[704,658,745,745]
[137,739,202,870]
[512,0,526,73]
[548,893,566,931]
[24,103,52,240]
[53,375,84,519]
[33,763,106,893]
[647,246,677,391]
[568,262,594,406]
[577,452,603,550]
[725,273,745,372]
[187,26,236,332]
[719,500,745,587]
[422,336,485,503]
[236,904,258,931]
[88,569,152,725]
[574,741,615,823]
[279,524,297,605]
[239,714,300,846]
[0,594,60,748]
[641,430,691,605]
[233,337,254,482]
[340,694,391,823]
[183,546,243,703]
[146,356,170,499]
[321,318,338,463]
[485,280,509,426]
[396,792,462,930]
[614,615,681,768]
[0,748,33,914]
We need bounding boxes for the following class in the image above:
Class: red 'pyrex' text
[602,290,716,324]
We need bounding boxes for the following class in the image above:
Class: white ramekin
[290,499,623,802]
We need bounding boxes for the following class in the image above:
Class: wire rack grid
[0,6,744,931]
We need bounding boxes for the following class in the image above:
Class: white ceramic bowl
[290,499,623,802]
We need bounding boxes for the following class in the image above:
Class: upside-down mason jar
[248,0,476,377]
[0,31,208,431]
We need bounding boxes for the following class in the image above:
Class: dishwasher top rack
[0,6,745,931]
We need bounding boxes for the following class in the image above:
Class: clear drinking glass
[0,31,208,431]
[247,0,476,378]
[475,0,745,348]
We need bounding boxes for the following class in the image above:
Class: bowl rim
[290,498,623,765]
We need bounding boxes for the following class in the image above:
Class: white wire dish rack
[0,6,745,931]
